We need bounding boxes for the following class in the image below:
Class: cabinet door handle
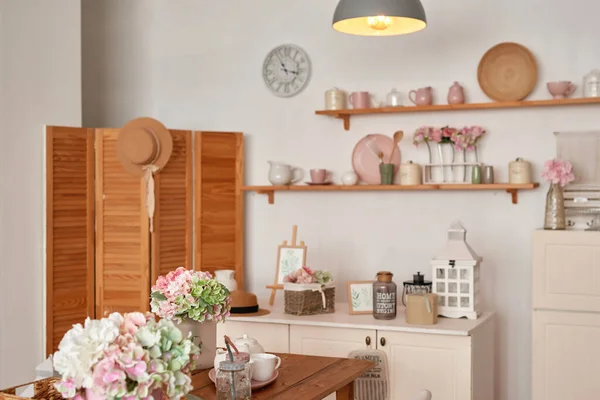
[380,337,386,347]
[365,336,371,346]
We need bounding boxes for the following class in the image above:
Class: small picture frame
[347,281,374,315]
[276,246,306,285]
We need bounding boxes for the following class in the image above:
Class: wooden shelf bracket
[506,189,518,204]
[257,189,275,204]
[337,114,350,131]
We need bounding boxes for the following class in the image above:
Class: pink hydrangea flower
[542,159,575,187]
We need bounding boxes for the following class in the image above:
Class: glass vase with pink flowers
[541,159,575,230]
[413,125,487,183]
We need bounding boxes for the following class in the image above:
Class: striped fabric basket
[284,282,335,315]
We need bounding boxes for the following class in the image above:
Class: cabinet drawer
[217,321,289,353]
[533,310,600,400]
[533,231,600,312]
[290,325,375,357]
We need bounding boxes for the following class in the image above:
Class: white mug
[250,353,281,382]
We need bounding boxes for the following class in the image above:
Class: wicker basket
[284,282,335,316]
[0,377,64,400]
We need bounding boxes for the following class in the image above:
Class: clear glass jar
[373,271,397,320]
[216,360,251,400]
[583,69,600,98]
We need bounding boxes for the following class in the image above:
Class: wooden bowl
[477,42,538,102]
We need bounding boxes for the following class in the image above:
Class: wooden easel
[267,225,306,305]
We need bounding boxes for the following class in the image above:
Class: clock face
[263,44,311,98]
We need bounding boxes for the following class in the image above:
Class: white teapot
[233,333,265,355]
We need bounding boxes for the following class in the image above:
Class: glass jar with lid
[373,271,397,320]
[583,70,600,98]
[216,360,251,400]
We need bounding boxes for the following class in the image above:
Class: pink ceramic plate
[352,134,401,184]
[208,368,279,390]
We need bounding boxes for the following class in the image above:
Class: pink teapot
[447,81,465,105]
[409,87,433,106]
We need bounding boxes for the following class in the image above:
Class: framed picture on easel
[276,247,306,284]
[267,225,307,305]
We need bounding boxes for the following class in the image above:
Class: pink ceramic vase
[86,388,163,400]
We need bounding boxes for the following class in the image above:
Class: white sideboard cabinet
[219,303,495,400]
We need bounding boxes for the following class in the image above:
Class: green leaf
[151,292,167,301]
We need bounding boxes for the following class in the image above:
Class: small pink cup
[349,92,371,109]
[310,169,332,184]
[547,81,575,99]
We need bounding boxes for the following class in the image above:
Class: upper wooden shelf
[315,97,600,130]
[243,183,539,205]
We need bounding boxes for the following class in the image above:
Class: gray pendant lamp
[333,0,427,36]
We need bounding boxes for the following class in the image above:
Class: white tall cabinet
[532,231,600,400]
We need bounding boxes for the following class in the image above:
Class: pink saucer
[305,181,333,186]
[208,368,279,390]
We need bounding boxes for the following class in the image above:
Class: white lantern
[431,222,481,320]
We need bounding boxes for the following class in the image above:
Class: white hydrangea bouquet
[52,312,199,400]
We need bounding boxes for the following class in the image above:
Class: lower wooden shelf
[242,183,539,205]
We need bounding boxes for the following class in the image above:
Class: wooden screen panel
[95,129,150,316]
[151,130,193,284]
[194,132,244,288]
[46,126,95,355]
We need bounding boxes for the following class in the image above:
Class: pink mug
[349,92,371,109]
[310,169,332,184]
[409,87,433,106]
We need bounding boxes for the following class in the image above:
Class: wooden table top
[190,353,373,400]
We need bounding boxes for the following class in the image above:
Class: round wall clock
[262,44,311,98]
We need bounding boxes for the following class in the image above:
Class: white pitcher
[268,161,303,185]
[214,269,238,292]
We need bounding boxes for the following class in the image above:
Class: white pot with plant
[151,267,231,369]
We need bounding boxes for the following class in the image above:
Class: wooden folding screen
[46,127,242,354]
[45,127,95,354]
[194,132,244,288]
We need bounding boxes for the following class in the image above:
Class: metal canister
[399,161,422,185]
[325,88,347,110]
[508,157,532,184]
[373,271,397,320]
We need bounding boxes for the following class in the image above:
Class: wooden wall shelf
[315,97,600,130]
[243,183,539,205]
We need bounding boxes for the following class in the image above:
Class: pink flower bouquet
[413,125,486,151]
[151,267,231,323]
[283,266,333,284]
[541,159,575,187]
[53,312,200,400]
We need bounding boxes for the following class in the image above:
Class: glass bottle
[216,360,251,400]
[373,271,397,320]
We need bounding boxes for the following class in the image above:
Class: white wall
[0,0,81,387]
[81,1,600,399]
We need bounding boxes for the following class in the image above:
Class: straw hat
[230,291,270,317]
[117,117,173,177]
